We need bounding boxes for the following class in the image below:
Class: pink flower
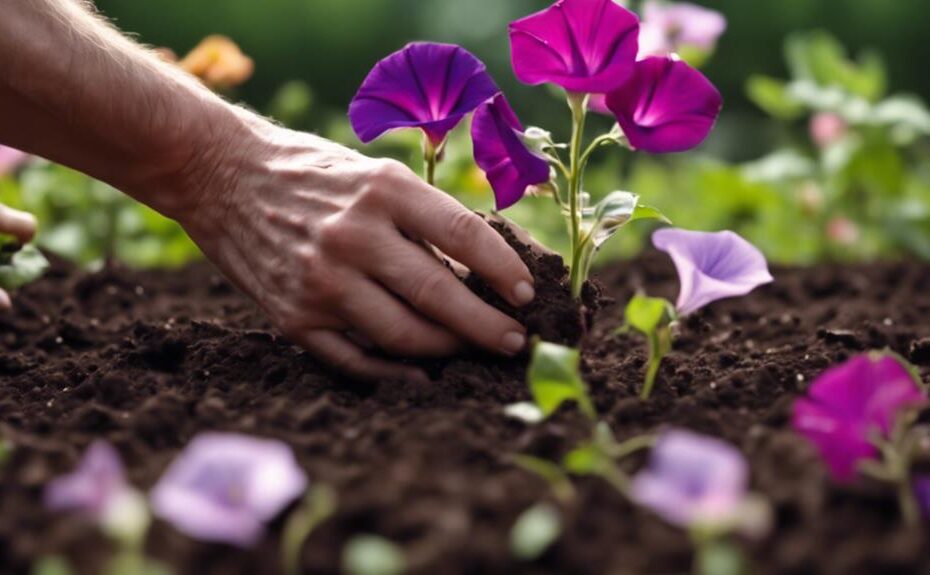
[826,216,859,246]
[810,113,849,149]
[792,354,926,483]
[638,1,727,59]
[0,146,28,176]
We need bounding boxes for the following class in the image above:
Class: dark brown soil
[2,229,930,574]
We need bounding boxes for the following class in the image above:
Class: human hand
[0,204,38,309]
[175,119,535,382]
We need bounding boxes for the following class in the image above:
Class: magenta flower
[792,354,926,483]
[631,430,749,528]
[150,432,308,547]
[605,57,722,153]
[349,42,501,146]
[652,228,773,316]
[471,94,551,210]
[45,441,128,518]
[0,145,28,177]
[638,1,727,59]
[509,0,640,94]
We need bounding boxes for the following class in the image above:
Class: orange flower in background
[178,35,253,90]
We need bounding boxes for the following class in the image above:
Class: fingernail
[512,281,535,306]
[501,331,526,355]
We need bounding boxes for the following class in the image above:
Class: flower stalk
[566,92,589,299]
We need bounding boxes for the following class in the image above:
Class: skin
[0,0,535,382]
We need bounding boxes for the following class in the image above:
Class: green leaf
[282,484,338,575]
[342,535,405,575]
[0,244,49,290]
[527,341,596,419]
[696,540,746,575]
[624,295,675,336]
[513,455,575,503]
[785,31,886,101]
[583,191,639,249]
[745,75,804,120]
[31,556,74,575]
[630,204,671,225]
[509,503,562,561]
[562,444,607,475]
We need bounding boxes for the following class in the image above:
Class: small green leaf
[562,444,606,475]
[0,244,49,290]
[31,556,74,575]
[696,540,746,575]
[624,295,675,336]
[282,484,338,575]
[746,75,804,120]
[630,204,671,225]
[527,341,596,419]
[342,535,405,575]
[513,455,575,503]
[586,191,638,249]
[510,503,562,561]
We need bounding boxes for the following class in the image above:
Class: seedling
[509,502,562,561]
[792,352,930,525]
[282,484,337,575]
[0,235,48,291]
[350,0,723,298]
[621,228,772,398]
[342,535,405,575]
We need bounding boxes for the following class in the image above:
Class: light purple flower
[792,354,926,483]
[150,432,308,547]
[638,1,727,59]
[509,0,640,94]
[45,441,127,519]
[631,429,748,528]
[0,145,28,177]
[652,228,773,316]
[349,42,501,146]
[471,94,551,210]
[605,56,722,153]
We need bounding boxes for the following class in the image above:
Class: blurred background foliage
[3,0,930,271]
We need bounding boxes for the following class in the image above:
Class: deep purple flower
[45,441,127,518]
[349,42,501,146]
[652,228,773,316]
[150,432,308,547]
[631,429,749,528]
[0,146,28,176]
[509,0,640,94]
[638,1,727,59]
[605,56,722,153]
[914,475,930,519]
[471,94,551,210]
[792,354,926,483]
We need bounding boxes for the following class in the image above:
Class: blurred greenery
[3,0,930,273]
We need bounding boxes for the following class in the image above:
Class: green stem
[423,136,438,186]
[640,332,665,400]
[566,93,589,299]
[898,479,920,527]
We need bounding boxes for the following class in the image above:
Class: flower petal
[349,42,500,144]
[472,94,551,210]
[792,396,877,482]
[640,1,727,57]
[652,228,772,316]
[45,441,127,517]
[509,0,639,93]
[605,56,722,153]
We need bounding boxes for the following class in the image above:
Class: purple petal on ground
[349,42,500,145]
[471,94,551,210]
[150,432,308,547]
[45,441,127,518]
[652,228,773,316]
[509,0,640,93]
[792,354,926,483]
[630,429,748,528]
[605,56,722,153]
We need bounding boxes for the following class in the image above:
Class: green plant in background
[0,238,48,291]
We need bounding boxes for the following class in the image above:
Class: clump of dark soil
[2,231,930,574]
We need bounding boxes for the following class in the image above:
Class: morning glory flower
[150,432,308,547]
[792,354,926,483]
[471,94,551,210]
[604,56,722,153]
[509,0,640,94]
[638,1,727,60]
[0,145,28,177]
[349,42,501,146]
[652,228,773,317]
[630,430,756,530]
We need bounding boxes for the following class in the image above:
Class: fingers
[339,276,463,357]
[390,183,535,309]
[0,288,9,310]
[296,329,430,384]
[371,239,528,356]
[0,205,36,244]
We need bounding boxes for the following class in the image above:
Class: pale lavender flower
[45,441,127,518]
[638,1,727,59]
[0,145,28,177]
[150,432,308,547]
[652,228,773,316]
[631,430,756,530]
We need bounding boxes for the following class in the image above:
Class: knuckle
[373,159,408,182]
[446,209,484,247]
[408,268,449,310]
[316,217,356,253]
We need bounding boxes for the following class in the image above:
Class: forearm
[0,0,250,219]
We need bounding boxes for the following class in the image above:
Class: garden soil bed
[2,237,930,574]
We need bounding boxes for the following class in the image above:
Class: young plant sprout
[351,0,723,299]
[349,42,501,185]
[45,441,163,574]
[792,352,929,524]
[624,228,773,399]
[0,235,49,293]
[150,432,308,547]
[630,430,771,575]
